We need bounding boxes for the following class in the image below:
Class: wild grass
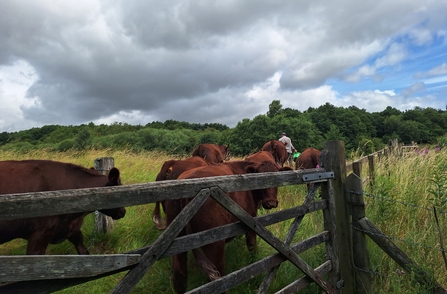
[1,148,447,293]
[365,148,447,293]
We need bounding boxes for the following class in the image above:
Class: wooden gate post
[94,157,115,234]
[321,140,355,292]
[347,173,372,294]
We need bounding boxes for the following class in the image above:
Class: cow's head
[245,161,292,209]
[100,167,126,219]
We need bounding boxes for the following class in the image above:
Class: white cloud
[0,61,39,131]
[375,43,407,68]
[414,63,447,78]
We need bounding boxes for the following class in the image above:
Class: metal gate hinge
[302,172,334,182]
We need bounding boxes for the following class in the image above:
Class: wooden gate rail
[0,254,141,282]
[0,168,328,221]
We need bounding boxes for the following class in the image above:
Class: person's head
[281,132,286,137]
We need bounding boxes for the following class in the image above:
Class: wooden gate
[0,141,347,293]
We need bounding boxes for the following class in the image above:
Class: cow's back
[177,160,250,180]
[245,151,276,165]
[260,140,287,166]
[156,156,208,181]
[295,148,320,169]
[0,160,108,194]
[191,144,225,164]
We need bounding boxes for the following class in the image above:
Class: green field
[1,147,446,293]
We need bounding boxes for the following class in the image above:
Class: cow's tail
[152,160,176,230]
[193,249,221,280]
[312,153,319,168]
[152,201,166,230]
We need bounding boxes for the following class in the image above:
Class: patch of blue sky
[328,34,447,98]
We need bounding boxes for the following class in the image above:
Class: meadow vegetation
[0,146,447,293]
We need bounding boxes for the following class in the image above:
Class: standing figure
[278,132,297,166]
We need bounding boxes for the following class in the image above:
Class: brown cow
[192,143,230,163]
[169,160,292,293]
[295,147,321,191]
[152,144,230,230]
[260,140,288,166]
[245,150,277,165]
[0,160,125,255]
[152,156,209,229]
[295,147,320,170]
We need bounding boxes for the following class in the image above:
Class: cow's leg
[172,252,188,294]
[68,230,89,255]
[26,232,51,255]
[245,230,258,253]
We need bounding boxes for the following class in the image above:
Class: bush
[57,139,75,152]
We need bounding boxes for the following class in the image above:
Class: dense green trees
[1,101,446,156]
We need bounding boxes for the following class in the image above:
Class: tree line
[1,101,447,156]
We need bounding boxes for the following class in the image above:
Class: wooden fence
[345,140,447,294]
[0,140,442,293]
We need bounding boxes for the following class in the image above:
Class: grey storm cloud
[0,0,446,131]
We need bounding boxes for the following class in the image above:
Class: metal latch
[302,172,334,182]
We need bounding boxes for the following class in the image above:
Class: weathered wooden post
[347,173,372,294]
[320,140,355,292]
[94,157,115,234]
[367,154,375,188]
[352,161,362,178]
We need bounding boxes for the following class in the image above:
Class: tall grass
[1,148,447,293]
[365,148,447,293]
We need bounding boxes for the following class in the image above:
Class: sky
[1,1,447,132]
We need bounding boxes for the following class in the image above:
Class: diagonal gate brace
[210,187,336,294]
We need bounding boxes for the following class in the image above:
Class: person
[279,132,297,166]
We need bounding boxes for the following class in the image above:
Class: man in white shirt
[279,132,297,166]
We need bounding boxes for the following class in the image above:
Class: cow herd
[0,141,321,293]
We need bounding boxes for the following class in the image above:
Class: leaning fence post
[368,155,375,188]
[321,140,355,292]
[347,173,372,294]
[94,157,115,234]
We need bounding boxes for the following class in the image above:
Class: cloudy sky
[1,1,447,132]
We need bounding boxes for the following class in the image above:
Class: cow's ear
[108,167,121,184]
[245,165,258,173]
